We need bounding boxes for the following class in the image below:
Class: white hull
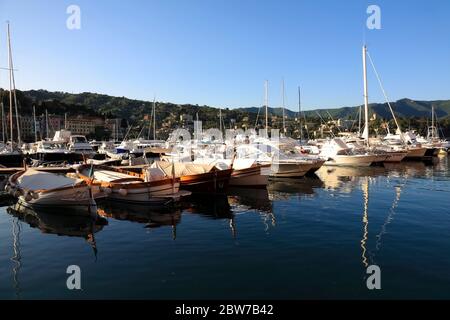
[384,152,408,163]
[264,162,313,178]
[17,186,98,217]
[405,147,427,159]
[324,154,376,167]
[229,166,268,187]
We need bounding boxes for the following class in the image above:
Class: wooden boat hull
[106,180,183,204]
[76,164,186,204]
[180,169,232,193]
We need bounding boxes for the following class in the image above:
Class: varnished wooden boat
[76,164,189,205]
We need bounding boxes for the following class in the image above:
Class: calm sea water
[0,157,449,299]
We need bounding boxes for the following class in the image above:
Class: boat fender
[118,188,128,196]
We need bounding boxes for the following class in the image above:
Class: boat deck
[0,167,76,174]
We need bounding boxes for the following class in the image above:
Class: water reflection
[97,201,182,240]
[267,176,324,200]
[11,216,22,299]
[7,203,106,257]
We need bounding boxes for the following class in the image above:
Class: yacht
[67,135,96,159]
[318,138,379,167]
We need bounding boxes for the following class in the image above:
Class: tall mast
[64,112,68,129]
[7,22,20,146]
[7,22,14,149]
[33,104,37,142]
[45,109,49,139]
[358,105,362,135]
[219,107,223,134]
[1,102,5,143]
[152,97,156,140]
[362,45,370,146]
[431,105,435,139]
[281,78,285,134]
[298,86,303,140]
[264,80,268,130]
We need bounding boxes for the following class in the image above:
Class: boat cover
[17,169,81,190]
[194,158,255,170]
[150,161,214,178]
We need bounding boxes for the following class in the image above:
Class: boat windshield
[72,136,87,143]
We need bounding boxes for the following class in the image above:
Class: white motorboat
[6,169,98,216]
[319,138,378,167]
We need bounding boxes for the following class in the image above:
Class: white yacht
[318,138,379,167]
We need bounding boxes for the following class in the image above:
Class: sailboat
[0,22,23,167]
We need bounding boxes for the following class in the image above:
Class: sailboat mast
[358,105,362,135]
[281,78,285,134]
[152,97,156,140]
[33,104,37,142]
[7,22,20,145]
[264,80,268,130]
[298,86,303,140]
[362,45,370,146]
[7,22,14,149]
[1,102,5,143]
[219,107,223,134]
[431,105,435,139]
[45,109,49,139]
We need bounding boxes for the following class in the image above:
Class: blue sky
[0,0,449,111]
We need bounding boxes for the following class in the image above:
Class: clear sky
[0,0,449,112]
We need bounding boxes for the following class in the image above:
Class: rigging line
[326,111,342,134]
[316,111,334,138]
[254,97,263,129]
[366,50,401,133]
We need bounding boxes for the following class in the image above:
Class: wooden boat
[6,168,98,217]
[76,164,189,205]
[149,161,232,193]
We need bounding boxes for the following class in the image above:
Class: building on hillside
[66,116,104,136]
